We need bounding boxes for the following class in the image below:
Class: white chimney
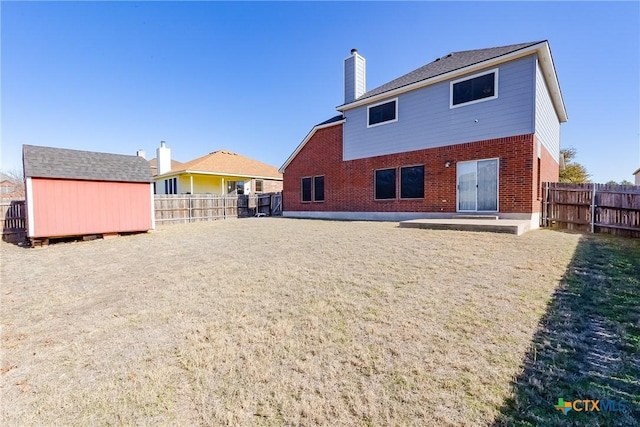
[136,149,146,159]
[157,141,171,175]
[344,48,366,104]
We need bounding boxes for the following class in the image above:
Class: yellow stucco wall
[157,173,283,195]
[176,174,256,194]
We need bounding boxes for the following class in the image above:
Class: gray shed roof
[23,145,153,183]
[343,41,543,105]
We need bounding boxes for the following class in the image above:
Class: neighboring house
[0,172,24,199]
[148,158,184,177]
[280,40,567,227]
[634,168,640,185]
[152,141,282,195]
[23,145,154,239]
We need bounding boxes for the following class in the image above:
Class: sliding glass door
[457,159,498,212]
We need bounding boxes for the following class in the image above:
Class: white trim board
[26,177,35,237]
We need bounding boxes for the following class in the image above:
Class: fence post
[188,194,192,223]
[546,182,551,227]
[542,182,548,227]
[590,183,596,233]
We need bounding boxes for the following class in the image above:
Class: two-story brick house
[279,41,567,228]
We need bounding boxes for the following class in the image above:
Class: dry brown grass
[1,218,580,426]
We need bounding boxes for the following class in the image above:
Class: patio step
[399,218,530,235]
[453,215,499,220]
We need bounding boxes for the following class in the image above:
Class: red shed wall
[29,178,152,238]
[283,124,551,215]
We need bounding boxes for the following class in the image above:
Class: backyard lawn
[1,218,638,426]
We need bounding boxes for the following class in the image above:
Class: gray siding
[343,56,536,161]
[344,54,366,104]
[354,55,366,100]
[344,56,355,103]
[534,59,561,162]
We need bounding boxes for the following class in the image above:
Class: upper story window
[450,69,498,108]
[367,98,398,128]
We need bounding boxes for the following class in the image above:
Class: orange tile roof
[148,158,184,176]
[176,149,282,180]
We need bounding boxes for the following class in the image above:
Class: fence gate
[542,182,640,237]
[1,199,26,243]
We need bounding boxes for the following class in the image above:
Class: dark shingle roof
[346,41,543,105]
[23,145,153,183]
[315,115,345,127]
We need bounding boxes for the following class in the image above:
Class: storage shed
[23,145,154,240]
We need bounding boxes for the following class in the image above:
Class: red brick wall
[533,137,560,213]
[255,179,282,193]
[283,123,550,214]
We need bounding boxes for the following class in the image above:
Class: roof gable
[23,145,153,183]
[0,172,14,182]
[337,40,567,123]
[172,149,282,180]
[279,115,345,173]
[353,41,542,103]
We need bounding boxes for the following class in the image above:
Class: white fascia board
[279,118,346,173]
[155,171,282,181]
[337,41,567,123]
[537,42,568,123]
[153,171,183,179]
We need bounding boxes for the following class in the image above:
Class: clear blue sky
[2,1,639,183]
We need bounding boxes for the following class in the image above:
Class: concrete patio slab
[399,218,532,235]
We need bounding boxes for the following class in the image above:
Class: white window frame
[367,97,398,128]
[450,68,499,109]
[456,157,500,213]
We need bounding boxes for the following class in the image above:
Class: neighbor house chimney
[136,149,146,159]
[344,48,366,104]
[157,141,171,175]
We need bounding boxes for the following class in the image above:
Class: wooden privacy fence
[542,182,640,237]
[1,199,26,243]
[154,193,282,225]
